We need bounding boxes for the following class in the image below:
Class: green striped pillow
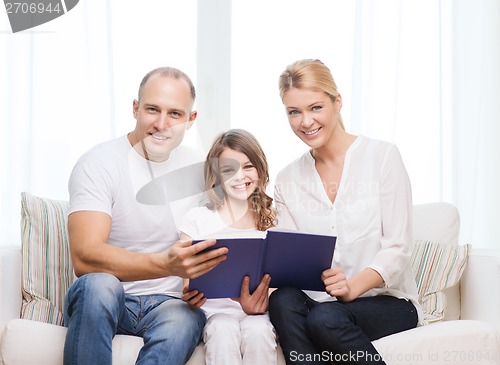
[20,192,75,325]
[411,240,470,323]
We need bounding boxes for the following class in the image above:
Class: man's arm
[68,210,228,281]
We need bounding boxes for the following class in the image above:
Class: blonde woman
[269,59,424,365]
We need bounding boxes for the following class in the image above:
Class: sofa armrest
[0,247,22,340]
[460,248,500,328]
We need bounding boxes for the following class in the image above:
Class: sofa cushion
[0,319,241,365]
[20,192,74,325]
[411,240,470,323]
[412,202,462,320]
[373,320,500,365]
[2,318,498,365]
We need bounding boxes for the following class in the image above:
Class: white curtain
[230,0,500,249]
[1,0,499,249]
[231,0,446,204]
[452,0,500,249]
[0,0,198,246]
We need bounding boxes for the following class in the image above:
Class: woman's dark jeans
[269,287,418,365]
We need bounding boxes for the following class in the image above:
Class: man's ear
[186,110,197,130]
[133,99,139,118]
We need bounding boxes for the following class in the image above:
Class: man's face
[129,74,197,162]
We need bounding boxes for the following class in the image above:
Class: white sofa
[1,202,500,365]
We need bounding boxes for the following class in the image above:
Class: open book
[189,229,336,298]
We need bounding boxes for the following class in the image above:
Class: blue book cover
[189,230,336,298]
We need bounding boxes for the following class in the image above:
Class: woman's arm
[369,144,413,288]
[322,267,384,302]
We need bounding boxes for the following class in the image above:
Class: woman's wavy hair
[204,129,276,231]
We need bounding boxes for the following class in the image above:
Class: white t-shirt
[179,206,266,318]
[69,135,203,296]
[179,206,265,240]
[274,135,424,323]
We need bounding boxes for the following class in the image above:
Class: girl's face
[218,147,259,203]
[282,87,342,149]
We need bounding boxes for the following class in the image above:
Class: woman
[269,59,424,365]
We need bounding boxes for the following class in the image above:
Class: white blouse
[274,136,423,323]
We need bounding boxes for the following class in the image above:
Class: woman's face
[282,87,342,149]
[218,147,259,203]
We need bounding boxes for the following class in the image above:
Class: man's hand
[238,274,271,315]
[182,283,206,309]
[69,210,227,281]
[162,239,228,279]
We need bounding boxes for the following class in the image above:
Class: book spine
[256,233,269,282]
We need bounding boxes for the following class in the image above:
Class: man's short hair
[138,67,196,102]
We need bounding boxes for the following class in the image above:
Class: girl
[268,59,424,365]
[180,129,278,365]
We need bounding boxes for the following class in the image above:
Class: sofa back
[12,194,466,330]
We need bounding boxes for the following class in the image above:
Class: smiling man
[128,69,197,162]
[63,67,228,365]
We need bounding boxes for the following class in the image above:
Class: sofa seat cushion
[3,318,498,365]
[0,319,207,365]
[373,320,500,365]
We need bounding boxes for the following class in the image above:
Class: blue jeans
[269,287,418,365]
[63,273,206,365]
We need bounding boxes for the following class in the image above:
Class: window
[0,0,197,245]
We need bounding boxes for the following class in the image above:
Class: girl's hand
[238,274,271,315]
[182,283,206,309]
[322,268,352,301]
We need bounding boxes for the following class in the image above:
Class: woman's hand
[182,283,206,309]
[323,267,385,302]
[322,268,353,301]
[238,274,271,315]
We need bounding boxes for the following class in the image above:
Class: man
[63,67,228,365]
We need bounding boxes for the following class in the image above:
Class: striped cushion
[20,192,75,325]
[411,240,470,323]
